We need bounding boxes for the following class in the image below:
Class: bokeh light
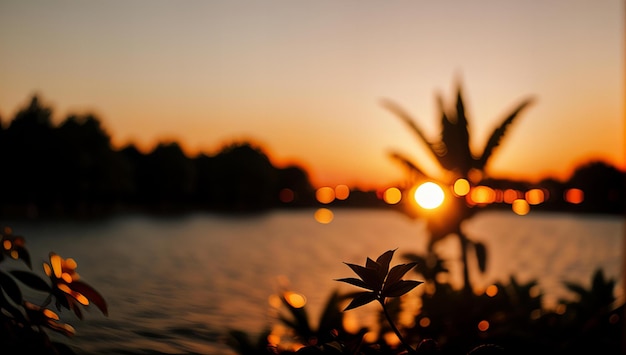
[363,331,377,344]
[342,311,360,333]
[529,285,541,298]
[268,294,282,308]
[525,188,545,205]
[485,285,498,297]
[334,184,350,200]
[453,178,470,196]
[383,187,402,204]
[283,291,307,308]
[469,186,495,204]
[414,182,444,209]
[314,208,334,224]
[279,188,295,203]
[383,331,401,347]
[316,186,335,204]
[467,169,483,183]
[512,199,530,215]
[503,189,521,204]
[564,188,584,204]
[477,320,490,331]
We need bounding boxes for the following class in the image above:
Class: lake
[2,208,623,354]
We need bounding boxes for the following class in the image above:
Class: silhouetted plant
[336,249,422,354]
[382,79,534,294]
[0,227,108,354]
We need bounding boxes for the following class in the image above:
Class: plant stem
[381,300,416,354]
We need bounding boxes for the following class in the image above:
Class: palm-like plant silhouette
[382,78,534,294]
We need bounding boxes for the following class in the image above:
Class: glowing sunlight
[413,182,445,209]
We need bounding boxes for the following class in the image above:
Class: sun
[414,182,445,209]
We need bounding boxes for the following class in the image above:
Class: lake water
[3,209,624,354]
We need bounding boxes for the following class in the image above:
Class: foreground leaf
[344,292,377,311]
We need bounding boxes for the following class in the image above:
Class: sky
[0,0,623,189]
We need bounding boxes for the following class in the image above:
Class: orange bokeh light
[512,199,530,215]
[283,291,307,308]
[503,189,520,204]
[314,208,334,224]
[564,188,584,204]
[334,184,350,200]
[477,320,490,331]
[525,188,544,205]
[485,285,498,297]
[316,187,335,204]
[383,187,402,204]
[279,188,295,203]
[453,178,470,196]
[470,186,495,204]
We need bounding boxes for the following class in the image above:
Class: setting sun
[414,182,445,209]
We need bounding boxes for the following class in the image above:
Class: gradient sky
[0,0,623,189]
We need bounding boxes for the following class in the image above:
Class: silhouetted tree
[567,160,625,214]
[537,177,567,211]
[276,165,316,207]
[210,142,279,211]
[191,152,218,208]
[142,142,196,209]
[55,114,133,214]
[0,95,57,214]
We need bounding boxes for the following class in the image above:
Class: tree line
[0,95,316,219]
[0,94,623,219]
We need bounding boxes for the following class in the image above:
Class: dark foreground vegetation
[228,249,624,355]
[0,95,624,220]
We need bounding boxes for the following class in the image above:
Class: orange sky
[0,0,623,189]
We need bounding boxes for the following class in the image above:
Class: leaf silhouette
[475,98,534,170]
[278,293,312,338]
[0,270,22,305]
[439,89,472,173]
[473,241,487,274]
[381,98,440,161]
[10,270,51,292]
[0,289,27,322]
[385,262,419,288]
[389,151,429,179]
[374,249,395,283]
[315,290,344,338]
[383,280,423,298]
[334,277,370,290]
[344,291,377,311]
[344,263,380,290]
[14,246,32,269]
[69,280,108,316]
